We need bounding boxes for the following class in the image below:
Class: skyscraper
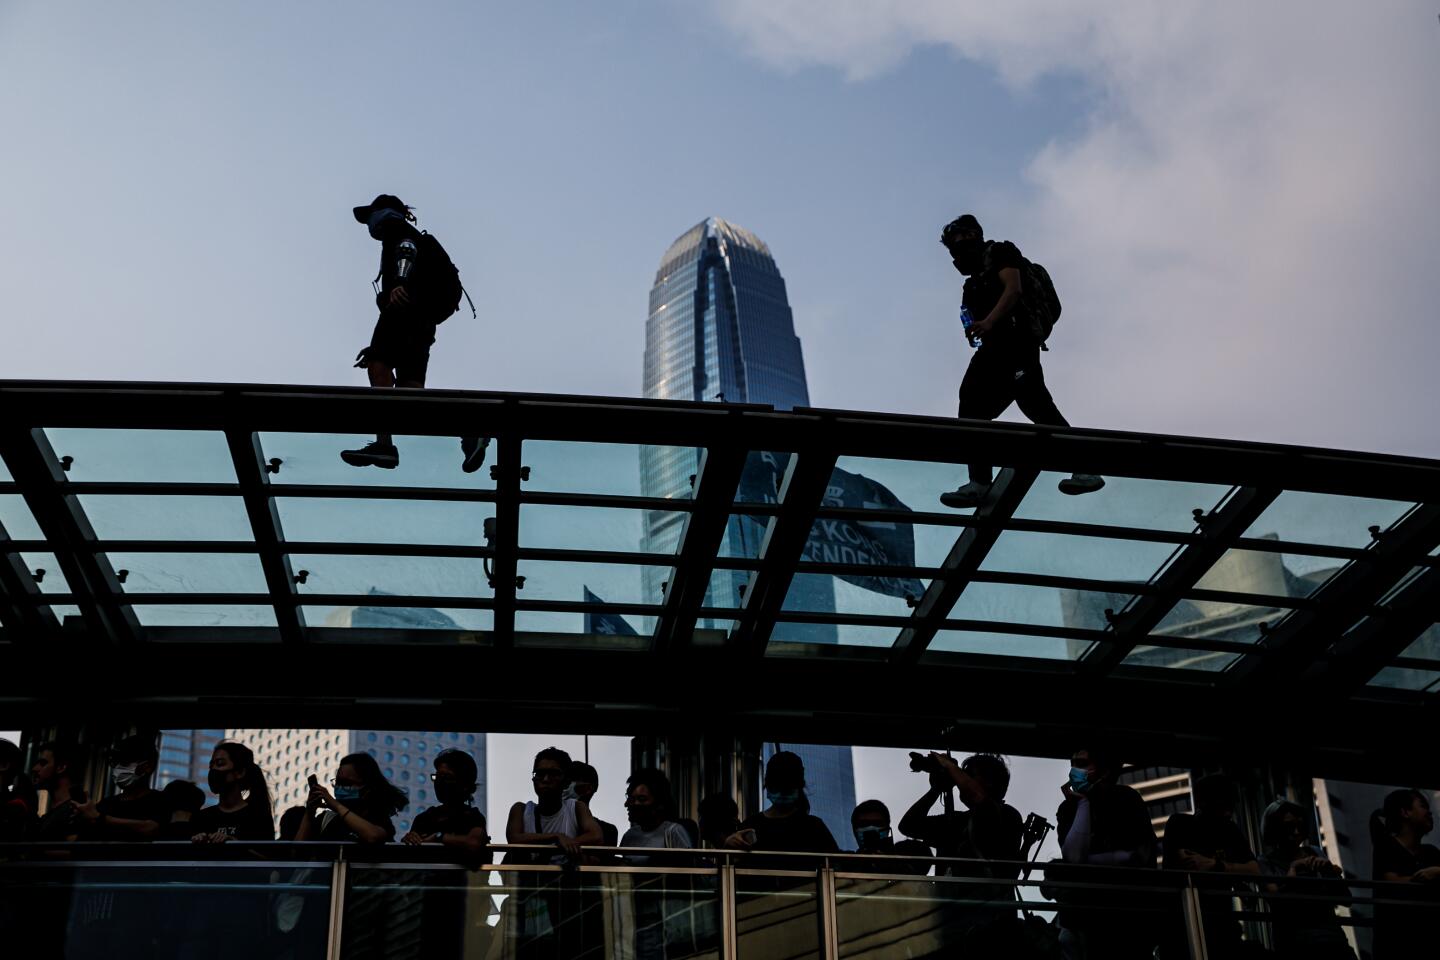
[640,217,855,842]
[156,729,224,789]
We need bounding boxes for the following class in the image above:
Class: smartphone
[307,774,318,790]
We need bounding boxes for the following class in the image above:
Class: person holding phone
[402,749,490,860]
[296,752,406,844]
[725,751,838,866]
[191,741,275,843]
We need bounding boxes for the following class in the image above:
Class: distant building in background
[640,218,854,840]
[233,598,485,836]
[156,729,223,789]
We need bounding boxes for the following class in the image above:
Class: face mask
[367,208,403,240]
[1068,767,1093,795]
[854,825,891,850]
[208,770,231,794]
[434,782,469,806]
[950,238,985,275]
[111,764,143,789]
[334,785,363,802]
[561,783,580,802]
[766,789,800,808]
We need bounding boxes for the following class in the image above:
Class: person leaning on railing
[1257,799,1355,960]
[191,741,275,843]
[401,748,490,860]
[1160,774,1259,958]
[1369,788,1440,960]
[295,752,404,844]
[723,751,838,865]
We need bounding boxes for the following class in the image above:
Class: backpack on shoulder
[1019,255,1062,345]
[414,231,475,323]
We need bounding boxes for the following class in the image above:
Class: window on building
[385,735,394,746]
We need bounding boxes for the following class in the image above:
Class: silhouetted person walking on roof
[937,214,1103,508]
[342,194,486,472]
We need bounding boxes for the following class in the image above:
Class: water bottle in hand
[961,305,982,348]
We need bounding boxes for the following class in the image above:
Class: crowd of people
[3,735,1437,959]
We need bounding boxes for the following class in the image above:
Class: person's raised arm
[329,803,390,845]
[899,784,945,843]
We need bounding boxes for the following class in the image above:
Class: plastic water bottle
[961,305,981,348]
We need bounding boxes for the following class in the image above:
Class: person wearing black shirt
[297,751,404,844]
[192,741,276,842]
[1257,799,1354,960]
[158,780,206,841]
[1161,774,1259,957]
[936,214,1102,508]
[1369,788,1440,959]
[403,748,491,861]
[725,751,838,868]
[1,737,39,842]
[342,194,487,472]
[28,741,89,841]
[567,760,620,848]
[73,734,167,841]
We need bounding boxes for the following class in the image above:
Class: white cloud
[709,1,1440,454]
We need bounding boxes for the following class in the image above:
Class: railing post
[818,864,840,960]
[325,859,349,960]
[719,862,739,960]
[1182,875,1209,960]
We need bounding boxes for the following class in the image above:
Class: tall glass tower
[640,217,855,845]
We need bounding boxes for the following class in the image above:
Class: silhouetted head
[278,805,308,841]
[1371,788,1434,844]
[336,752,407,816]
[763,751,810,813]
[532,747,572,802]
[1194,774,1240,819]
[162,779,206,815]
[941,214,986,275]
[1068,748,1120,794]
[625,768,674,830]
[210,742,272,813]
[108,734,158,792]
[568,761,600,804]
[961,753,1012,802]
[353,194,415,239]
[698,793,740,847]
[851,799,893,851]
[1261,799,1308,854]
[432,749,479,806]
[31,742,81,792]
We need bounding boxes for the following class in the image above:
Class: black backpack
[1020,256,1062,344]
[414,231,474,323]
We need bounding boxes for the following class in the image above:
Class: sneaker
[1058,473,1105,495]
[461,436,490,474]
[340,440,399,469]
[939,481,991,509]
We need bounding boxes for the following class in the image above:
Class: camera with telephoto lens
[908,751,944,774]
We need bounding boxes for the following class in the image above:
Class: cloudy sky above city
[3,2,1437,843]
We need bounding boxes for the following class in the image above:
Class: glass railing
[3,843,1431,959]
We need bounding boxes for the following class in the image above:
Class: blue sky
[4,1,1438,848]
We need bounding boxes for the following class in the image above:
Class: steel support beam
[1321,566,1440,699]
[892,467,1039,664]
[735,451,838,655]
[1081,485,1280,676]
[0,519,59,639]
[225,429,305,645]
[653,445,748,654]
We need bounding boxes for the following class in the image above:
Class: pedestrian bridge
[1,381,1437,782]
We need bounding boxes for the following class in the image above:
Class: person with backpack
[937,214,1103,508]
[342,193,486,472]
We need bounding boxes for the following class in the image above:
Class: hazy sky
[4,2,1438,851]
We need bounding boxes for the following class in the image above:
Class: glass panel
[735,450,791,505]
[1200,547,1343,597]
[782,573,928,617]
[770,623,897,648]
[518,560,666,606]
[342,865,721,960]
[43,427,238,483]
[78,495,254,541]
[258,432,497,489]
[515,608,657,641]
[305,603,492,633]
[980,531,1179,583]
[0,493,43,540]
[48,604,82,624]
[519,504,662,553]
[736,874,820,960]
[1015,472,1230,532]
[1243,490,1415,548]
[1369,667,1440,692]
[1153,600,1290,645]
[1396,623,1440,661]
[522,440,649,497]
[131,604,278,628]
[1121,645,1240,671]
[834,455,976,514]
[719,513,768,560]
[0,455,11,481]
[0,863,332,957]
[106,552,268,593]
[290,554,492,599]
[276,498,493,545]
[949,581,1138,632]
[801,519,961,570]
[19,552,70,594]
[929,629,1085,660]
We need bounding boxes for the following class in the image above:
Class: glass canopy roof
[2,383,1438,757]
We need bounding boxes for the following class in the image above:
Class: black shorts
[367,309,438,383]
